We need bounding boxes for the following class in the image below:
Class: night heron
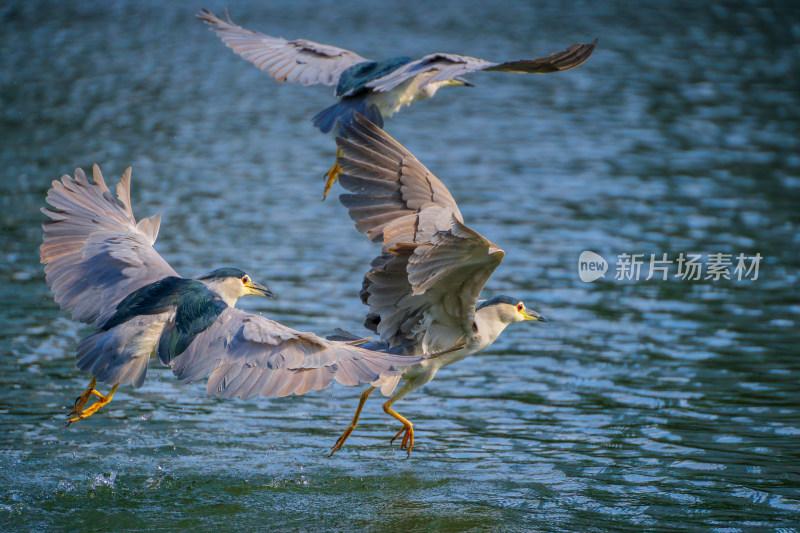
[197,9,596,198]
[40,165,422,426]
[327,114,547,455]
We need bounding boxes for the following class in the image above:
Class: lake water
[2,0,799,530]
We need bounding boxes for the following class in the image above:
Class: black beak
[454,76,474,87]
[248,280,275,298]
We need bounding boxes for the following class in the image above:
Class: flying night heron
[40,165,421,426]
[197,9,596,198]
[326,114,547,455]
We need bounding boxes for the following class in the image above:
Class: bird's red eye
[242,276,249,284]
[517,303,524,311]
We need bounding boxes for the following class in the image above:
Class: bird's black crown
[198,267,247,280]
[477,295,520,310]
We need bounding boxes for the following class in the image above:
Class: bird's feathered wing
[169,307,421,399]
[366,41,597,93]
[198,9,370,87]
[336,115,504,349]
[336,115,462,246]
[40,165,178,329]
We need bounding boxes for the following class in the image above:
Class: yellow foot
[69,376,98,416]
[383,401,415,456]
[321,148,343,200]
[330,424,356,456]
[390,424,414,456]
[66,381,119,426]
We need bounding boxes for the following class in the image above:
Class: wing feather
[169,308,421,399]
[486,40,598,74]
[367,41,596,93]
[336,115,462,246]
[198,9,369,87]
[407,219,505,299]
[337,116,505,350]
[40,165,179,328]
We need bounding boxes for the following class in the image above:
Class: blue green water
[2,0,799,530]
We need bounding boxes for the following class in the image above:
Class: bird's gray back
[336,57,414,97]
[102,277,199,330]
[100,275,228,366]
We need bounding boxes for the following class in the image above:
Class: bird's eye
[517,303,524,312]
[242,276,249,284]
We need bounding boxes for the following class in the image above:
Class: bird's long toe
[390,424,414,456]
[331,425,356,455]
[401,425,414,455]
[66,383,118,426]
[322,162,341,200]
[390,427,403,445]
[68,377,98,417]
[322,148,343,199]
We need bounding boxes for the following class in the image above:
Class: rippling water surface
[2,0,799,530]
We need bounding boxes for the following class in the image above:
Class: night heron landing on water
[197,9,596,198]
[40,165,421,426]
[327,115,547,456]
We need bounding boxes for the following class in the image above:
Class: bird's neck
[201,279,241,307]
[471,305,512,351]
[377,79,448,117]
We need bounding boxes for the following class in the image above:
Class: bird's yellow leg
[331,386,376,455]
[68,376,99,416]
[383,400,414,456]
[322,148,343,200]
[66,380,119,426]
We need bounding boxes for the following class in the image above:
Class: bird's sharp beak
[247,280,275,298]
[522,309,547,323]
[452,76,474,87]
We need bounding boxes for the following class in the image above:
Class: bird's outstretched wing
[336,114,461,248]
[336,115,504,349]
[198,9,370,87]
[367,40,597,93]
[40,165,178,329]
[169,307,422,399]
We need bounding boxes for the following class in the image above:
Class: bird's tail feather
[311,97,384,134]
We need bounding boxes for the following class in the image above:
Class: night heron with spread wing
[327,115,547,456]
[197,9,596,198]
[40,165,421,426]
